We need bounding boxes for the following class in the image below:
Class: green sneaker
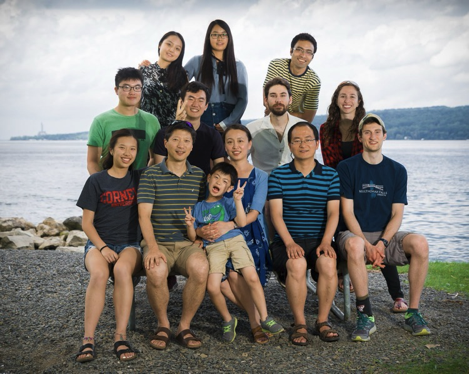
[222,317,238,343]
[404,312,431,336]
[261,316,284,335]
[351,311,376,342]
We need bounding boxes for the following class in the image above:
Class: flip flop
[391,298,409,313]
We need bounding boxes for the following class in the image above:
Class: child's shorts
[206,235,254,275]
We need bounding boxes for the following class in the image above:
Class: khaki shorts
[206,235,254,275]
[337,230,411,266]
[142,240,204,277]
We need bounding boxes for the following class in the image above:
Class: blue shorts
[83,240,142,270]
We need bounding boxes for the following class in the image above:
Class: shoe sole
[404,325,431,336]
[351,325,376,342]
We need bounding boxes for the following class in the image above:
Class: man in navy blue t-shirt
[336,114,431,342]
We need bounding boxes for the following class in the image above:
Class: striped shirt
[263,58,321,112]
[268,161,340,240]
[137,160,206,241]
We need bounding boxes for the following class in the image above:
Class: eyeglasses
[290,138,316,146]
[171,120,194,129]
[210,33,228,39]
[293,47,314,57]
[118,84,142,92]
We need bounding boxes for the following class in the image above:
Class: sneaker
[222,317,238,343]
[261,316,284,335]
[404,312,431,336]
[351,311,376,342]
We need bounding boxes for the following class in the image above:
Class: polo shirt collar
[288,159,324,176]
[161,158,194,175]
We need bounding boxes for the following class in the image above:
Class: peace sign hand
[184,207,195,227]
[233,180,247,201]
[175,98,187,121]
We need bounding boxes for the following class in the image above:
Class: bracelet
[100,245,108,252]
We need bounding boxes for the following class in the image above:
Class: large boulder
[63,216,83,231]
[1,235,34,250]
[33,236,46,249]
[36,218,66,237]
[65,230,88,247]
[0,217,35,232]
[38,237,64,250]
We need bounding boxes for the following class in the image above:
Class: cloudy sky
[0,0,468,139]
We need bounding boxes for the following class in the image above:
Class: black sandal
[313,320,340,342]
[75,343,95,363]
[113,341,137,362]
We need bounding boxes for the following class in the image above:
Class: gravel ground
[1,248,468,374]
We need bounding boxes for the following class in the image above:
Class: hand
[214,124,224,133]
[233,180,247,201]
[198,221,232,242]
[286,242,305,259]
[101,247,118,264]
[138,59,151,68]
[372,241,386,268]
[144,248,167,270]
[316,242,337,259]
[183,207,195,227]
[175,99,187,121]
[365,242,385,268]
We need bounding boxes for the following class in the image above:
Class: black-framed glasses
[171,120,194,129]
[290,138,316,146]
[293,47,314,56]
[210,33,228,39]
[118,84,142,92]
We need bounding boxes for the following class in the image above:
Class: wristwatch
[378,238,389,248]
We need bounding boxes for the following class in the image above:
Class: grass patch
[366,261,469,297]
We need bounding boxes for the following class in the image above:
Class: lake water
[0,140,468,262]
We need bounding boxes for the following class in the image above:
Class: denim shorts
[83,239,142,270]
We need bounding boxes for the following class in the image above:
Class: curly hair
[322,81,365,147]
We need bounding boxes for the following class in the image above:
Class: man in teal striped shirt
[138,121,207,350]
[268,122,340,345]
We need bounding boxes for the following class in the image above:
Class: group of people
[75,19,431,364]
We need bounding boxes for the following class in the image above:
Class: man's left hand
[316,242,337,259]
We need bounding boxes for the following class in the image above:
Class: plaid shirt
[320,121,363,169]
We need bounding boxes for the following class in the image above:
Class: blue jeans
[201,102,235,127]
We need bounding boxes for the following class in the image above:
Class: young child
[184,162,283,343]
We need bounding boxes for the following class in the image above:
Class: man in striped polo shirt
[268,122,340,345]
[263,33,321,123]
[138,121,208,350]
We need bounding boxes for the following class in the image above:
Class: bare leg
[207,273,232,322]
[113,247,142,360]
[403,234,429,309]
[177,252,209,348]
[146,257,170,349]
[315,255,338,338]
[285,258,307,344]
[239,266,268,321]
[79,249,110,360]
[345,236,368,298]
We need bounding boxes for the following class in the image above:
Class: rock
[38,237,64,250]
[36,224,60,237]
[0,217,36,232]
[63,216,83,231]
[55,246,84,253]
[0,229,36,239]
[33,236,46,249]
[65,230,88,247]
[1,235,34,249]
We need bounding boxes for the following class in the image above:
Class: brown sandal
[313,320,339,342]
[290,324,309,346]
[175,329,202,349]
[150,327,171,350]
[251,326,269,344]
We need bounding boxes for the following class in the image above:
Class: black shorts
[270,238,322,283]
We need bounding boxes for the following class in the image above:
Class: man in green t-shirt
[87,67,160,174]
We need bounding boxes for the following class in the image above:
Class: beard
[269,104,288,116]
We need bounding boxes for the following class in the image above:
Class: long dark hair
[322,81,365,147]
[101,129,139,170]
[158,31,188,92]
[198,19,239,97]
